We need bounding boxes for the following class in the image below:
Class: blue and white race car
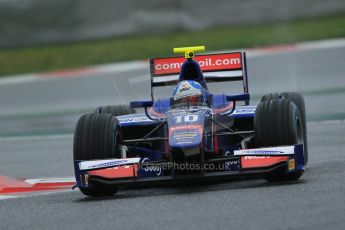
[73,46,308,197]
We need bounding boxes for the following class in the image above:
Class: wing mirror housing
[226,93,250,102]
[130,100,154,109]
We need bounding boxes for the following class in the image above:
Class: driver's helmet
[172,80,207,107]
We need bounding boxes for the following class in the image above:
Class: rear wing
[149,52,249,104]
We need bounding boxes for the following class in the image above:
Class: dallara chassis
[73,46,307,196]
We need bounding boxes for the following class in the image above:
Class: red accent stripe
[38,68,97,78]
[213,123,219,155]
[253,44,298,53]
[169,124,203,140]
[213,101,234,114]
[241,156,289,169]
[89,165,138,179]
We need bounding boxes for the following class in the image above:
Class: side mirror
[130,100,154,109]
[226,93,250,102]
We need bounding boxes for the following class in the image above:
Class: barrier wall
[1,0,345,48]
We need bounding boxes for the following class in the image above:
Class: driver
[172,80,208,107]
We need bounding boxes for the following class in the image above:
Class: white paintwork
[79,158,141,170]
[234,146,295,156]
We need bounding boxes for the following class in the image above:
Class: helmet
[172,80,207,106]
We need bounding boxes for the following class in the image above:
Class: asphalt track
[0,42,345,230]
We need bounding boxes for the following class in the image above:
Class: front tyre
[73,113,121,196]
[261,92,308,164]
[255,99,305,182]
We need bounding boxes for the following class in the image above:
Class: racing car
[73,46,308,197]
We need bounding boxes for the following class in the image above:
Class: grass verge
[0,14,345,77]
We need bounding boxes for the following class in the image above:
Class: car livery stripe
[89,164,139,179]
[241,156,289,169]
[79,158,141,170]
[234,146,295,156]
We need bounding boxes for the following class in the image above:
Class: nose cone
[169,124,203,150]
[167,109,207,157]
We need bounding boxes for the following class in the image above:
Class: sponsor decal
[84,174,89,185]
[79,158,141,170]
[179,81,190,92]
[243,156,270,160]
[174,114,199,123]
[87,160,128,169]
[89,165,138,179]
[225,151,232,157]
[173,81,202,100]
[241,156,289,169]
[288,159,295,171]
[225,160,240,171]
[241,150,284,154]
[152,53,242,75]
[141,158,162,176]
[232,106,256,115]
[173,132,198,139]
[169,124,203,146]
[173,131,199,145]
[118,116,152,124]
[234,146,295,156]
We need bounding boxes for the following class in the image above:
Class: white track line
[319,119,345,125]
[0,61,147,86]
[0,74,37,85]
[0,195,20,200]
[296,38,345,51]
[308,120,345,125]
[0,134,73,142]
[24,177,75,184]
[0,189,76,201]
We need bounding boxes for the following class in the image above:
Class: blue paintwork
[167,109,208,150]
[211,93,230,109]
[293,144,305,172]
[224,159,241,172]
[137,149,164,177]
[74,161,83,187]
[178,59,208,90]
[130,100,154,109]
[226,93,250,101]
[116,106,256,127]
[152,98,171,114]
[116,113,156,127]
[74,52,308,192]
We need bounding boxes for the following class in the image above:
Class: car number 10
[175,114,198,123]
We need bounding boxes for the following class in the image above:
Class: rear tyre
[95,104,136,116]
[254,99,305,182]
[74,113,121,196]
[261,92,308,164]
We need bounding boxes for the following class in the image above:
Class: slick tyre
[95,104,136,116]
[261,92,308,164]
[254,99,305,182]
[73,113,121,196]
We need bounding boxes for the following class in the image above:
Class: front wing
[74,144,304,189]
